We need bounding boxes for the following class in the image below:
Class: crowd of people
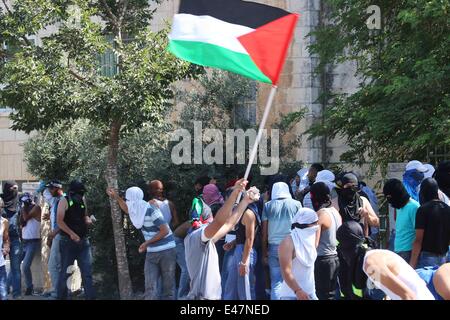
[1,159,449,300]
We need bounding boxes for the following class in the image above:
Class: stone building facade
[1,0,368,184]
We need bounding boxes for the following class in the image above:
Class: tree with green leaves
[0,0,199,299]
[307,0,450,172]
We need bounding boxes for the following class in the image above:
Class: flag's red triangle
[238,13,299,85]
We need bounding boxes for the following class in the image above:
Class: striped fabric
[141,205,176,253]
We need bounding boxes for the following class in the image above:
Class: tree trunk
[105,120,133,299]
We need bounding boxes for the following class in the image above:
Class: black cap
[45,180,63,189]
[68,180,86,194]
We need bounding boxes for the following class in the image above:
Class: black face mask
[340,187,357,201]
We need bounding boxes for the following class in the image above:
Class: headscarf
[336,173,363,222]
[125,187,149,229]
[383,179,410,209]
[310,182,332,212]
[271,182,292,200]
[290,208,319,267]
[423,164,435,179]
[403,169,424,202]
[292,168,309,194]
[1,180,19,211]
[419,178,439,205]
[202,184,224,207]
[315,170,336,193]
[336,220,365,266]
[435,161,450,198]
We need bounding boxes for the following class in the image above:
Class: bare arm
[240,210,256,267]
[364,252,416,300]
[279,236,309,300]
[169,200,180,229]
[362,197,380,227]
[212,195,253,242]
[2,219,9,256]
[106,188,129,214]
[409,229,423,268]
[204,179,247,240]
[139,224,170,253]
[22,205,42,222]
[56,198,80,242]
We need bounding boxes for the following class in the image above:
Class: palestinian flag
[168,0,299,85]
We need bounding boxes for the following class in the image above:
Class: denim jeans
[174,236,190,299]
[268,244,282,300]
[0,265,7,300]
[7,238,22,298]
[388,230,396,252]
[223,244,257,300]
[396,250,411,263]
[221,246,236,298]
[254,244,267,300]
[22,239,41,291]
[57,235,95,300]
[144,248,176,300]
[48,233,61,298]
[416,251,447,269]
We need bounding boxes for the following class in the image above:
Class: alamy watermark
[170,121,280,175]
[366,5,381,30]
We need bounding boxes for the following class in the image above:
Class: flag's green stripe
[169,40,271,84]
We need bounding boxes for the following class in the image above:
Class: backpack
[352,236,377,290]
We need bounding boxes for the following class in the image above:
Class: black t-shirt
[415,201,450,255]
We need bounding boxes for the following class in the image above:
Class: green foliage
[0,0,198,133]
[307,0,450,171]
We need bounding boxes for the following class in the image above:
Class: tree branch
[68,68,97,88]
[118,0,129,25]
[2,0,33,47]
[99,0,119,28]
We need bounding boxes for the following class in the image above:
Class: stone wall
[0,111,35,182]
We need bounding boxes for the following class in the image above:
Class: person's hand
[149,199,159,207]
[2,246,9,256]
[295,289,309,300]
[233,179,248,193]
[70,233,80,243]
[239,262,248,276]
[245,187,260,203]
[84,215,93,226]
[223,241,235,251]
[138,243,147,253]
[106,188,118,199]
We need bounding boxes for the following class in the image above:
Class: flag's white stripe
[169,13,255,55]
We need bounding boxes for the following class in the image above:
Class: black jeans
[314,254,340,300]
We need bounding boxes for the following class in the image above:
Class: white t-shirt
[154,199,172,226]
[363,250,435,300]
[22,217,41,240]
[184,226,221,300]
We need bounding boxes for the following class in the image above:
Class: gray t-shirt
[184,225,221,300]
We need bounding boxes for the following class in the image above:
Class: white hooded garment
[125,187,149,229]
[279,208,319,299]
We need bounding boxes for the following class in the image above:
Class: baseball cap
[405,160,428,173]
[45,180,63,189]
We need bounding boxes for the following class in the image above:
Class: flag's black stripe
[179,0,291,29]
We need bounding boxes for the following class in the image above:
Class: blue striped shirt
[141,205,175,253]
